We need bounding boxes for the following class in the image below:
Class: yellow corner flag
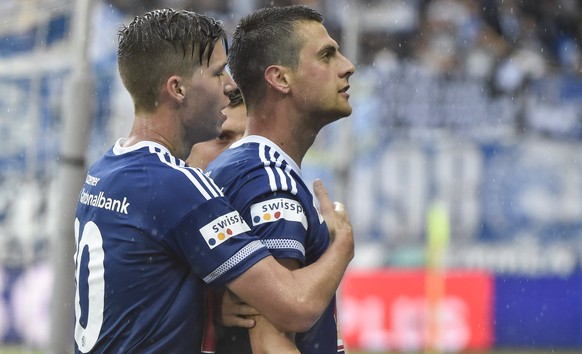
[427,201,450,264]
[425,200,450,354]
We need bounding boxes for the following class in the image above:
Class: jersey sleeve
[208,144,309,265]
[243,191,309,265]
[164,195,271,287]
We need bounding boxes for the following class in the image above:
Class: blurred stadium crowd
[105,0,582,81]
[1,0,582,351]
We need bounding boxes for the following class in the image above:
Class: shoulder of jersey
[213,143,301,197]
[146,145,224,201]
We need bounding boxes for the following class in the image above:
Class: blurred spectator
[101,0,581,78]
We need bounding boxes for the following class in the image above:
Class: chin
[338,107,353,118]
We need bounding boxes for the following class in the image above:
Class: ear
[165,75,186,103]
[264,65,290,94]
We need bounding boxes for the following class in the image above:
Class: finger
[314,179,340,239]
[236,304,260,316]
[333,202,350,223]
[238,318,256,329]
[313,179,334,219]
[222,316,256,329]
[227,289,245,304]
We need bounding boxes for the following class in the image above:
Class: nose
[340,54,355,79]
[223,72,237,95]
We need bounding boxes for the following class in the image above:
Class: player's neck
[247,107,317,167]
[124,110,185,159]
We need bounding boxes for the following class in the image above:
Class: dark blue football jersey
[207,135,345,354]
[73,140,270,354]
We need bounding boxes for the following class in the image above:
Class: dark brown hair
[117,9,227,112]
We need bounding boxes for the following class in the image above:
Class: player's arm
[226,180,353,333]
[247,258,301,354]
[248,318,298,354]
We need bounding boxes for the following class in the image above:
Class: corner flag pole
[425,200,450,354]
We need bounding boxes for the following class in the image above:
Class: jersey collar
[112,138,172,156]
[230,135,301,175]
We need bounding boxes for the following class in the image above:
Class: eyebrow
[317,44,338,56]
[214,61,227,74]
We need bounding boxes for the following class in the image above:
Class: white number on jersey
[74,219,105,353]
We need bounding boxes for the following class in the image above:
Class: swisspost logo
[200,210,251,249]
[250,198,308,229]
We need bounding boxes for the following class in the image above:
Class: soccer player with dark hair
[207,5,356,354]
